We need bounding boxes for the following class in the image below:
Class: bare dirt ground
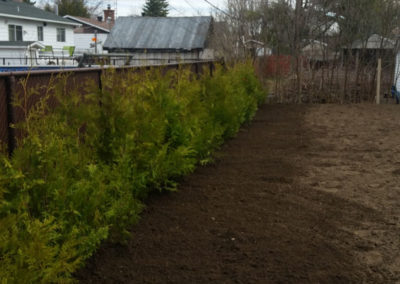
[77,104,400,283]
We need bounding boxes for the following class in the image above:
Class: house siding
[0,16,74,48]
[73,33,108,54]
[0,47,26,65]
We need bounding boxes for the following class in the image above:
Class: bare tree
[212,0,264,61]
[214,0,400,103]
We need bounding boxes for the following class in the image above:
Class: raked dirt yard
[77,104,400,283]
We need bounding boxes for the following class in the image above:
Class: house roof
[63,15,113,33]
[351,34,395,49]
[0,41,34,46]
[0,0,79,26]
[0,41,45,49]
[302,40,328,52]
[104,16,212,51]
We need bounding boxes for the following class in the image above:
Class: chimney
[103,4,115,24]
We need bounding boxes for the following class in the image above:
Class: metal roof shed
[351,34,395,50]
[103,16,213,53]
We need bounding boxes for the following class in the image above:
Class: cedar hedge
[0,62,266,282]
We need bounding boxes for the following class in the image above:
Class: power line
[167,4,210,35]
[168,4,187,16]
[202,0,230,17]
[183,0,200,15]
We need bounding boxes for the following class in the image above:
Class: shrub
[0,62,266,282]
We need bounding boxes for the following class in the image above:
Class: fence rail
[0,61,216,155]
[0,56,212,68]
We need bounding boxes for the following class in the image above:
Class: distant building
[0,0,79,65]
[351,34,395,50]
[243,39,271,58]
[344,34,395,65]
[302,40,328,61]
[64,5,115,54]
[301,40,337,69]
[103,16,215,65]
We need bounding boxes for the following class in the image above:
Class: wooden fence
[0,61,216,155]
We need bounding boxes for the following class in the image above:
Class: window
[56,28,65,42]
[37,26,43,41]
[8,25,23,41]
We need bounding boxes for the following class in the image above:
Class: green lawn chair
[40,45,54,57]
[62,46,75,57]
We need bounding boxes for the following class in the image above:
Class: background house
[64,5,115,55]
[301,40,337,69]
[103,16,214,65]
[344,34,395,65]
[0,0,79,65]
[302,40,328,61]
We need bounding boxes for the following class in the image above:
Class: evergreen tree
[43,2,53,12]
[22,0,36,5]
[57,0,89,17]
[142,0,169,17]
[43,0,89,17]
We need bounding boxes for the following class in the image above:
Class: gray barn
[103,16,214,65]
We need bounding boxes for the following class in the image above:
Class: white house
[0,0,79,66]
[64,6,115,55]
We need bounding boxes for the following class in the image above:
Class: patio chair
[41,45,54,57]
[62,46,75,57]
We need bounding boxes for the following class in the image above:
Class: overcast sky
[102,0,227,17]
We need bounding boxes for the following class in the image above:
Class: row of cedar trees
[0,63,265,282]
[212,0,400,103]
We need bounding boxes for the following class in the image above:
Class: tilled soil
[77,104,400,283]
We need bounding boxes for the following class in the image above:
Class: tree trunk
[294,0,303,103]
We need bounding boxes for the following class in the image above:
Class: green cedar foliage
[44,0,90,17]
[22,0,36,5]
[0,62,265,281]
[57,0,90,17]
[142,0,169,17]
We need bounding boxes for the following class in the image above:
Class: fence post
[376,58,381,105]
[98,69,102,91]
[5,75,16,156]
[209,61,214,77]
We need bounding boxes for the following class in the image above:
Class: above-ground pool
[0,66,78,72]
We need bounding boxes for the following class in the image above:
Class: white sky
[102,0,227,17]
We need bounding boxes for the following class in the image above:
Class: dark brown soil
[77,104,400,283]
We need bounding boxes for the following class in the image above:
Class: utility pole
[94,30,98,54]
